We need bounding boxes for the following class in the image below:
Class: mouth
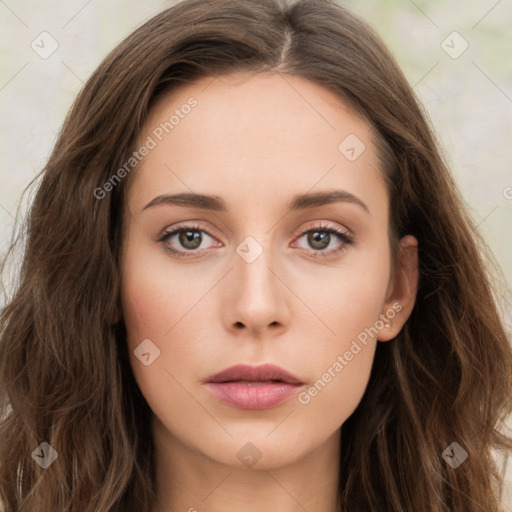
[204,364,304,410]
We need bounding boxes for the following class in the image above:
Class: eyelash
[157,222,354,260]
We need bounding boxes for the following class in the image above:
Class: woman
[1,0,511,510]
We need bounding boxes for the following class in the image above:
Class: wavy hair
[1,0,511,510]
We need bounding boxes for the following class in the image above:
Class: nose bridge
[235,231,276,293]
[228,229,285,329]
[231,206,277,268]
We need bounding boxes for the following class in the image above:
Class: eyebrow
[142,190,370,215]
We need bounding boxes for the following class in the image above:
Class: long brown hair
[1,0,511,510]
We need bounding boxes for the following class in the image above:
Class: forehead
[125,71,385,216]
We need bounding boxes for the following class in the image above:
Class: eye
[293,222,354,259]
[157,223,219,258]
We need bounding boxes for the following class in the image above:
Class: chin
[201,432,319,471]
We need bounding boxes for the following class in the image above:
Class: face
[120,71,418,470]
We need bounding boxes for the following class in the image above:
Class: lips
[205,363,303,385]
[204,364,304,410]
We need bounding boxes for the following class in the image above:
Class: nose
[223,235,290,338]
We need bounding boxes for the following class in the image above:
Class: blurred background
[0,0,511,506]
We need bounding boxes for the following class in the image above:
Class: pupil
[310,231,329,250]
[180,230,201,249]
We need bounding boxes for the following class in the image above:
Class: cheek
[120,237,181,344]
[120,238,209,406]
[294,238,391,345]
[120,241,175,386]
[293,292,381,431]
[297,331,377,428]
[292,244,390,420]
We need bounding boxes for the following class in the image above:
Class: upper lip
[205,364,304,385]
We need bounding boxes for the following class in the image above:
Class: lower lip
[205,381,303,409]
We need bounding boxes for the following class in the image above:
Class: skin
[120,71,419,512]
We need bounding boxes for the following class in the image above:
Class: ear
[377,235,419,342]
